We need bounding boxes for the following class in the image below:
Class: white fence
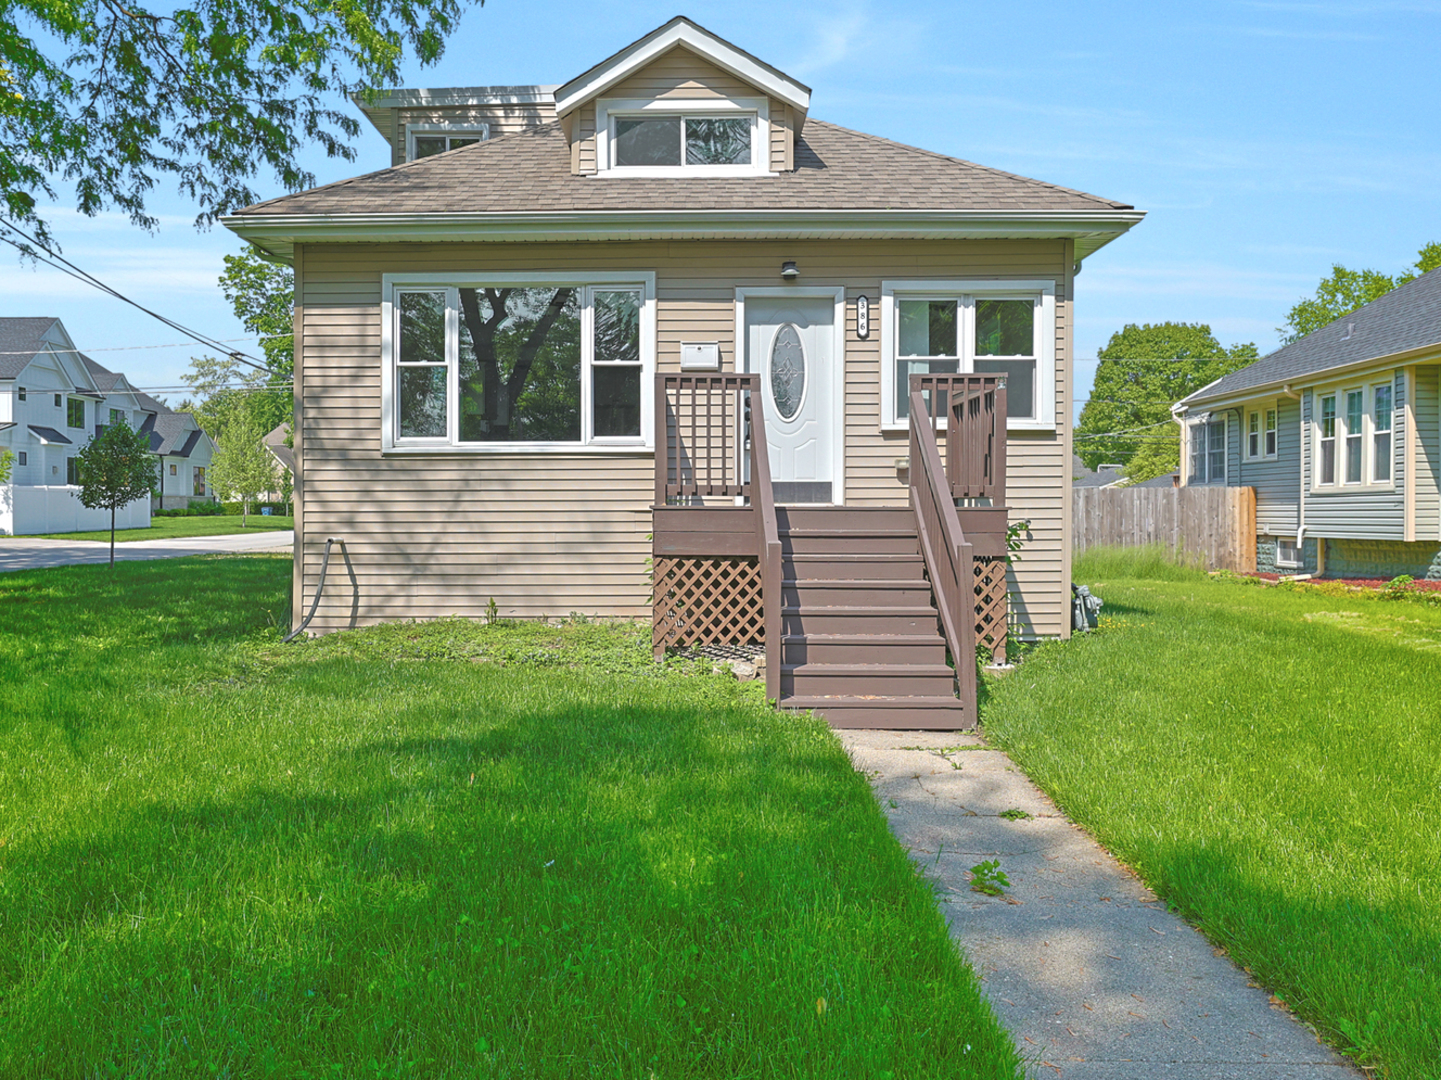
[0,484,151,536]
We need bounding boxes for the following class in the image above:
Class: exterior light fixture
[780,261,799,280]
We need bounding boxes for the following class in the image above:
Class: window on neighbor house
[1248,411,1260,458]
[1345,389,1364,483]
[408,126,488,161]
[388,277,653,449]
[1248,408,1279,459]
[1318,394,1337,484]
[17,451,26,466]
[1265,408,1277,456]
[1373,383,1393,483]
[170,463,177,476]
[1276,537,1301,568]
[1190,418,1227,484]
[66,397,84,428]
[66,457,80,485]
[886,283,1051,428]
[17,386,25,401]
[109,408,125,426]
[54,393,61,407]
[193,466,206,496]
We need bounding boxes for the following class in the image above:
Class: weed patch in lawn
[0,555,1021,1078]
[982,565,1441,1077]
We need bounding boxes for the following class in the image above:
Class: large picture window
[882,280,1054,430]
[384,274,655,452]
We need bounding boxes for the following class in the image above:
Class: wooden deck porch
[652,373,1010,730]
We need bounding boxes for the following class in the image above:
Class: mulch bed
[1241,572,1441,592]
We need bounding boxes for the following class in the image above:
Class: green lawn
[981,548,1441,1079]
[34,514,293,542]
[0,556,1020,1079]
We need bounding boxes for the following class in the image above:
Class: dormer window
[407,124,489,162]
[595,98,770,177]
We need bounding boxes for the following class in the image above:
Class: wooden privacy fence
[1073,486,1256,572]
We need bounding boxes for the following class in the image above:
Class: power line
[0,217,276,373]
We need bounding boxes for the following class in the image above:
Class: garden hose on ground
[283,536,346,643]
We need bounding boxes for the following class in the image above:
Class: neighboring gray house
[1072,454,1177,489]
[1176,267,1441,579]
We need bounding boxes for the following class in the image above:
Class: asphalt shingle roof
[28,425,71,445]
[234,119,1133,217]
[0,317,60,380]
[1185,266,1441,405]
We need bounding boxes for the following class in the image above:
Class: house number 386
[856,294,870,339]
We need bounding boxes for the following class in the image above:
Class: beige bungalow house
[225,17,1142,727]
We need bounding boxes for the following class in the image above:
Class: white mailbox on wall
[680,342,721,370]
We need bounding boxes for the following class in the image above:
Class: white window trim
[380,271,657,455]
[405,123,490,162]
[594,96,773,178]
[1274,536,1302,569]
[1312,378,1395,491]
[1244,406,1279,461]
[1264,406,1278,458]
[879,279,1056,433]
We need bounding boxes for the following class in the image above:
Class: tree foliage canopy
[1076,323,1258,482]
[0,0,477,249]
[208,397,276,525]
[222,248,295,377]
[1281,242,1441,344]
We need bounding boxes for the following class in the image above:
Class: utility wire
[0,218,275,373]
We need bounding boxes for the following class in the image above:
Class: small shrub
[1381,574,1415,600]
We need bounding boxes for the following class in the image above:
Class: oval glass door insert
[769,323,806,420]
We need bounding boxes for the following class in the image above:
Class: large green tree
[1,0,478,251]
[222,247,295,377]
[208,396,278,525]
[1280,242,1441,344]
[74,418,156,566]
[1077,323,1258,482]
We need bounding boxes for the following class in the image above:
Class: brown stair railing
[746,388,782,703]
[911,374,1008,501]
[655,373,781,701]
[909,382,978,720]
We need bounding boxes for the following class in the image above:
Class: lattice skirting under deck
[652,557,764,653]
[973,556,1009,664]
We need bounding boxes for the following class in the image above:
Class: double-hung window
[1318,394,1337,485]
[881,280,1055,430]
[596,98,769,176]
[1372,383,1393,482]
[66,397,84,428]
[109,408,125,426]
[1189,418,1227,484]
[1315,380,1395,488]
[1247,407,1278,459]
[384,273,656,452]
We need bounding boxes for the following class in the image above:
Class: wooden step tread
[780,605,937,616]
[780,527,917,537]
[780,695,964,710]
[784,578,931,588]
[781,634,944,645]
[781,663,955,677]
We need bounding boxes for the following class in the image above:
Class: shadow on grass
[2,697,1022,1079]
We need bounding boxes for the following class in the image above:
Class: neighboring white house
[0,317,216,535]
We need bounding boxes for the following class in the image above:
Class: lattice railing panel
[974,556,1009,662]
[653,556,763,651]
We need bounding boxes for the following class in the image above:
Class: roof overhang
[351,86,558,140]
[553,17,811,121]
[223,208,1145,265]
[1178,339,1441,414]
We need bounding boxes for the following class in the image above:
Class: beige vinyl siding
[390,102,557,165]
[295,238,1071,638]
[569,46,792,175]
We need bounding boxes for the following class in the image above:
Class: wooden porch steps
[775,506,968,730]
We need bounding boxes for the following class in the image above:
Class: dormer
[553,17,811,177]
[354,85,559,166]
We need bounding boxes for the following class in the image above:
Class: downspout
[1280,384,1310,573]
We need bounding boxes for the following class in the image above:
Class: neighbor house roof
[1183,265,1441,407]
[0,317,61,380]
[263,422,294,473]
[149,412,202,456]
[81,354,126,393]
[28,425,71,444]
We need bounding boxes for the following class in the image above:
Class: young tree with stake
[74,420,157,567]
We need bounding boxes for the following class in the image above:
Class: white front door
[743,294,838,505]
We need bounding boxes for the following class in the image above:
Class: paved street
[0,531,293,572]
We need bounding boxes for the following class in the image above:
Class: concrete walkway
[839,731,1361,1080]
[0,530,293,572]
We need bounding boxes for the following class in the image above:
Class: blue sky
[5,0,1438,410]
